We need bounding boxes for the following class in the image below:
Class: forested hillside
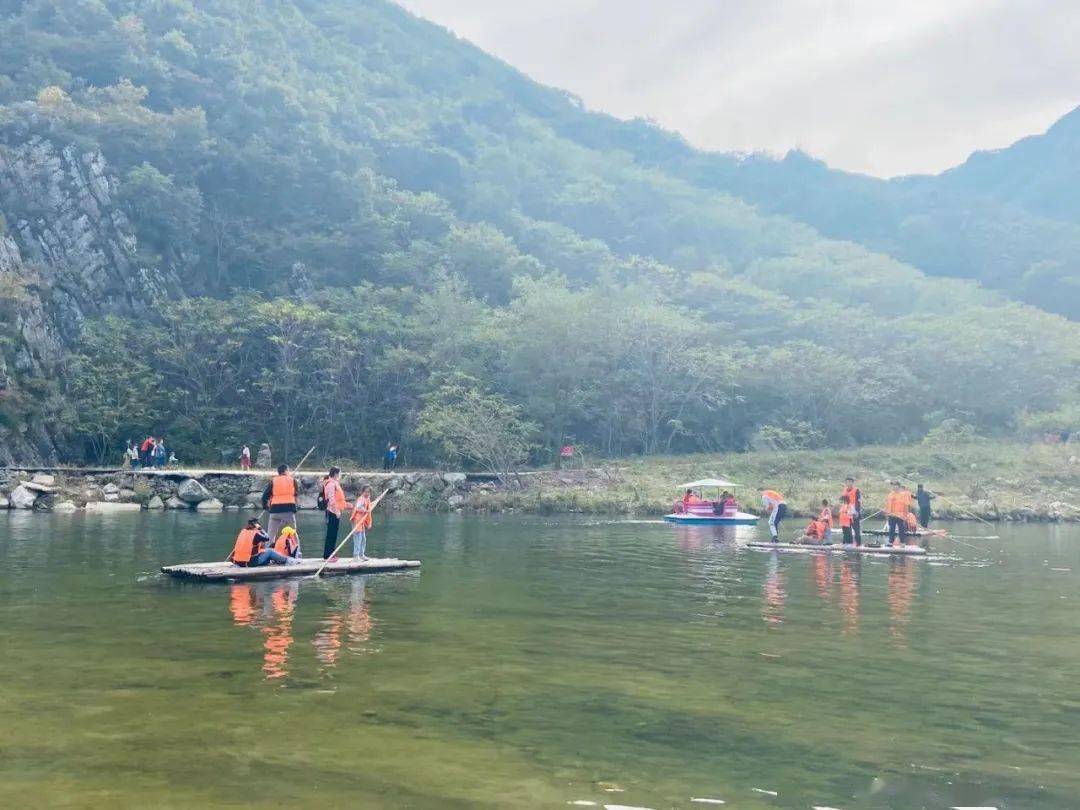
[0,0,1077,467]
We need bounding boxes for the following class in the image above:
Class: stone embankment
[0,468,479,514]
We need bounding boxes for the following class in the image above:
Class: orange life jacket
[323,478,347,513]
[818,507,833,528]
[839,504,854,527]
[905,512,919,533]
[351,494,373,530]
[806,519,825,539]
[886,490,912,518]
[762,490,784,503]
[230,528,263,565]
[842,486,860,509]
[273,532,299,558]
[269,475,297,507]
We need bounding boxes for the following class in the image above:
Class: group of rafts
[163,468,421,581]
[663,477,933,556]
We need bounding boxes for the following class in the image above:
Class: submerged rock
[146,495,165,510]
[53,501,77,512]
[85,501,141,513]
[196,498,224,512]
[165,496,188,510]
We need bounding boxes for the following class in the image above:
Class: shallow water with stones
[1,510,1077,808]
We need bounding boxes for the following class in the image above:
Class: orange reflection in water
[261,583,297,680]
[887,558,918,647]
[811,553,835,602]
[839,560,860,635]
[314,578,373,673]
[762,555,786,626]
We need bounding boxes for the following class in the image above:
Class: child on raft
[838,494,858,545]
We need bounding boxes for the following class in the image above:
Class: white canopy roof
[678,478,739,490]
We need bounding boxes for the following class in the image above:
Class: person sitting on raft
[904,510,920,539]
[838,494,857,545]
[273,525,302,560]
[796,517,829,545]
[228,518,297,567]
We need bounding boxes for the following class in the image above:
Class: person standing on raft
[841,477,863,545]
[838,494,856,545]
[321,466,348,561]
[350,485,374,560]
[761,489,787,541]
[884,481,913,546]
[915,484,936,528]
[229,518,295,567]
[262,464,299,541]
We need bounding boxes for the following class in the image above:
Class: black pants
[842,526,854,544]
[919,507,931,528]
[768,503,787,539]
[323,512,341,559]
[851,514,862,545]
[887,515,908,544]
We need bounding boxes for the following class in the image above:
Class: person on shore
[273,525,302,560]
[240,445,252,471]
[140,436,155,468]
[838,494,857,545]
[153,438,167,469]
[261,464,299,541]
[350,485,374,560]
[818,499,834,543]
[915,484,936,528]
[228,518,295,567]
[841,477,863,546]
[761,489,786,541]
[383,443,398,471]
[321,466,348,560]
[125,440,139,469]
[884,481,913,546]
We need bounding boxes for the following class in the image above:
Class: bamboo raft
[748,542,927,556]
[162,556,421,582]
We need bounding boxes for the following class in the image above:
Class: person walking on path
[383,443,398,471]
[841,477,863,545]
[153,438,167,469]
[240,445,252,471]
[350,485,374,560]
[915,484,936,528]
[140,436,155,468]
[321,467,348,560]
[261,464,299,541]
[761,489,787,542]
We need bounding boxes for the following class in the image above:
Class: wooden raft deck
[162,557,421,582]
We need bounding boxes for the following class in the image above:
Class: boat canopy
[678,478,739,490]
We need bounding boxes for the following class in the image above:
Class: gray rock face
[256,444,272,468]
[85,501,141,513]
[31,473,56,486]
[0,136,181,464]
[178,478,212,503]
[297,494,318,511]
[146,495,164,510]
[9,485,38,509]
[102,483,120,495]
[442,473,467,485]
[165,496,188,510]
[53,501,77,512]
[0,496,9,509]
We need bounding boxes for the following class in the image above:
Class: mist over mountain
[0,0,1076,465]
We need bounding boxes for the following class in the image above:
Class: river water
[1,511,1077,808]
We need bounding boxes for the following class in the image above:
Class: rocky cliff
[0,135,179,464]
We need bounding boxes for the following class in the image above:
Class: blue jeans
[250,549,290,566]
[353,531,367,558]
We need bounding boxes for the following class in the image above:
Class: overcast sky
[397,0,1080,177]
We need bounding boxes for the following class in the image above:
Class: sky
[396,0,1080,177]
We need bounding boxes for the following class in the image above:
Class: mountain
[0,0,1077,466]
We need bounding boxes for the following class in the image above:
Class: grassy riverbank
[466,441,1080,521]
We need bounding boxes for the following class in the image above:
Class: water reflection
[761,553,786,626]
[811,553,835,602]
[888,557,918,647]
[226,578,373,680]
[839,560,860,635]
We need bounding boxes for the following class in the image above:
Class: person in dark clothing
[261,464,299,541]
[383,443,398,471]
[841,477,863,545]
[915,484,936,528]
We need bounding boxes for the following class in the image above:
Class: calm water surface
[1,511,1078,808]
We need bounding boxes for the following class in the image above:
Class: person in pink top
[321,466,348,560]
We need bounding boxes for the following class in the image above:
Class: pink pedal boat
[663,478,760,526]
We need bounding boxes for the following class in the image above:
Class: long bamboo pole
[895,473,995,527]
[313,489,391,578]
